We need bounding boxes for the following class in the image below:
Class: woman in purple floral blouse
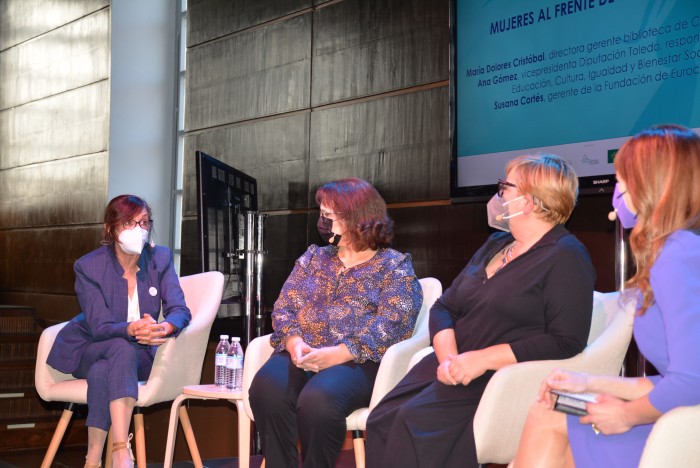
[249,178,423,468]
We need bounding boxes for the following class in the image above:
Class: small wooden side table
[163,384,252,468]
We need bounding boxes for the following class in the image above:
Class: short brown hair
[102,195,152,246]
[505,153,578,225]
[315,178,393,251]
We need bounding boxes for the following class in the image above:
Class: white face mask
[118,227,148,255]
[487,195,525,232]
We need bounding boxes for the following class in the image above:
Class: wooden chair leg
[105,427,114,468]
[352,430,365,468]
[40,403,75,468]
[133,409,146,468]
[179,405,204,468]
[235,400,251,468]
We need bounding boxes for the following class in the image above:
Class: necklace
[495,241,517,274]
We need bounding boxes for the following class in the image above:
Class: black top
[429,224,596,362]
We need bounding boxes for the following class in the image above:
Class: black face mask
[317,216,342,246]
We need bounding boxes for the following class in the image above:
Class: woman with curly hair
[249,178,423,468]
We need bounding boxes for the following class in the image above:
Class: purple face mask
[611,183,638,229]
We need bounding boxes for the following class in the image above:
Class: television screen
[195,151,257,310]
[451,0,700,201]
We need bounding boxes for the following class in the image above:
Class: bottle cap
[232,337,241,341]
[220,334,229,339]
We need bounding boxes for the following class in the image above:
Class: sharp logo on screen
[592,179,611,185]
[581,155,599,165]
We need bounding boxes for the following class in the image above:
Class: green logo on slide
[607,149,618,164]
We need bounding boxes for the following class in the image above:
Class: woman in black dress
[365,154,596,468]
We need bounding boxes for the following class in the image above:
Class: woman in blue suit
[47,195,191,468]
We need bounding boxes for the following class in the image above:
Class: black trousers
[249,352,379,468]
[365,352,493,468]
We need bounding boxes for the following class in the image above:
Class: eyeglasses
[497,179,518,197]
[319,210,342,220]
[123,219,153,230]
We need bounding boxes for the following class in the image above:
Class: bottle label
[226,355,235,369]
[233,355,243,369]
[215,354,227,366]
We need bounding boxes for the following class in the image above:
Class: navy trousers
[72,337,155,431]
[249,352,379,468]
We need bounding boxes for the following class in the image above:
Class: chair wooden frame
[238,277,442,468]
[34,271,224,468]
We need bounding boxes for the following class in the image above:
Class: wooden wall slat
[185,13,312,131]
[183,113,311,213]
[309,86,450,204]
[0,0,109,51]
[0,9,110,110]
[0,226,101,295]
[312,0,449,106]
[0,153,107,229]
[187,0,312,46]
[0,82,109,170]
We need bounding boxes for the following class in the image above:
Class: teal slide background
[456,0,700,158]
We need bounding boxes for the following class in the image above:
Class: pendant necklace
[496,241,517,274]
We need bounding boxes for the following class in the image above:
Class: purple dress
[568,229,700,467]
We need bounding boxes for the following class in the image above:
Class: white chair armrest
[408,346,434,371]
[35,322,77,402]
[242,334,274,421]
[368,330,431,410]
[474,292,635,464]
[639,404,700,467]
[473,339,632,464]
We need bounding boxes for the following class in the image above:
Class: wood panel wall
[0,0,617,460]
[0,0,110,322]
[181,0,615,306]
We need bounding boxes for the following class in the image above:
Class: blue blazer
[47,244,191,374]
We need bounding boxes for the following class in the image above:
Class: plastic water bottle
[214,335,229,388]
[226,337,244,392]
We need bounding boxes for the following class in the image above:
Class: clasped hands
[538,368,632,435]
[286,336,352,372]
[127,313,174,346]
[437,351,485,386]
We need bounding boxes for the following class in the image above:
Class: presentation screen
[451,0,700,201]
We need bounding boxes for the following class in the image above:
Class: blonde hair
[615,124,700,314]
[505,154,578,224]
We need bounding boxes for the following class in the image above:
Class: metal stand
[241,211,267,347]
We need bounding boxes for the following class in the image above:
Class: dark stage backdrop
[0,0,617,460]
[177,4,615,459]
[180,0,616,307]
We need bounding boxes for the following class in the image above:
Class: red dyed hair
[102,195,152,246]
[315,178,393,251]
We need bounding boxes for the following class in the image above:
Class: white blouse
[127,285,140,323]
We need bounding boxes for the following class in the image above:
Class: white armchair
[35,271,224,468]
[473,290,635,465]
[239,277,443,468]
[406,290,636,466]
[638,403,700,467]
